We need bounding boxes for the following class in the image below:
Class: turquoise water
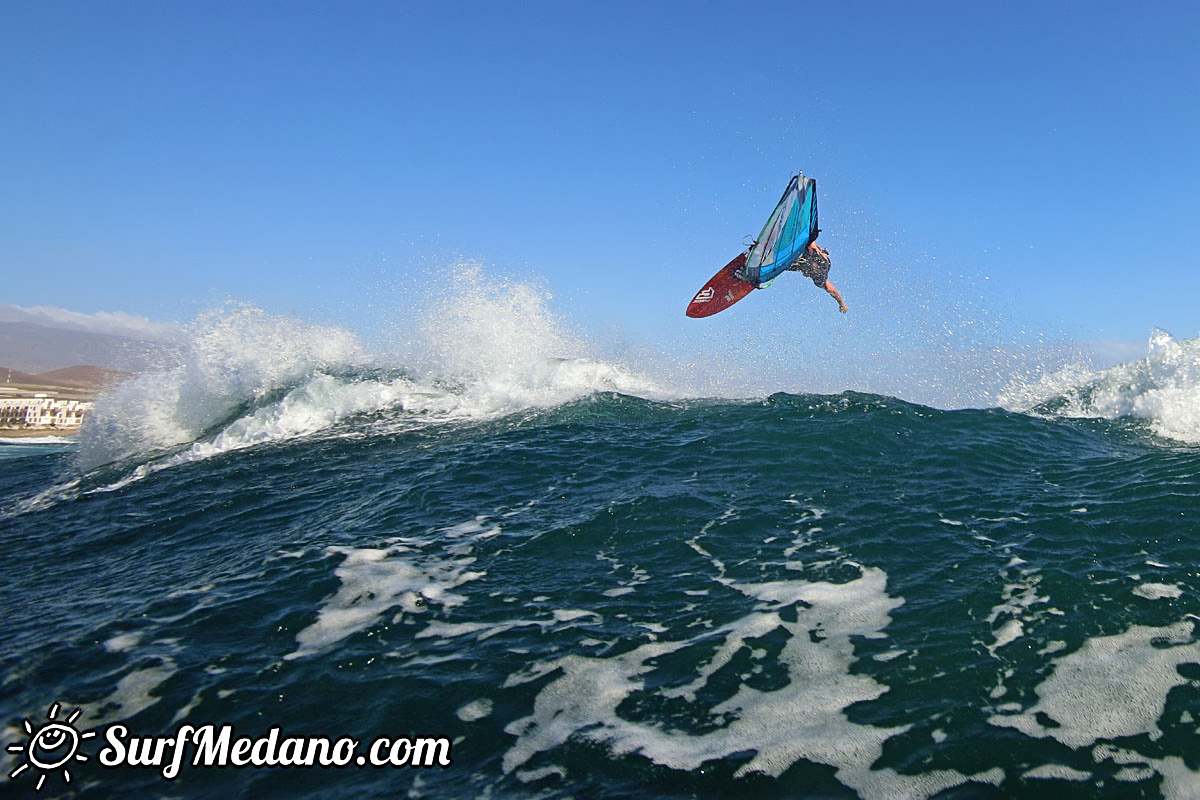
[3,304,1200,798]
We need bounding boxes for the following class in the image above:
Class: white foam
[515,765,567,784]
[71,276,677,478]
[79,366,506,488]
[1154,756,1200,799]
[1115,765,1156,782]
[1133,583,1183,600]
[1022,763,1092,781]
[286,543,484,660]
[417,608,601,644]
[415,265,670,415]
[999,330,1200,444]
[170,692,204,726]
[86,660,176,724]
[989,620,1200,747]
[985,568,1048,657]
[988,619,1024,654]
[456,698,493,722]
[77,305,366,470]
[102,632,141,653]
[417,620,505,640]
[0,436,74,445]
[180,373,424,460]
[503,565,1001,797]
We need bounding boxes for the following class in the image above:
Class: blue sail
[743,174,818,286]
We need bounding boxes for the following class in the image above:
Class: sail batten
[743,174,818,286]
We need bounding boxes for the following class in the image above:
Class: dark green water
[3,388,1199,798]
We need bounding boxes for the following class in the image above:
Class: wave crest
[77,305,366,469]
[999,330,1200,444]
[77,273,667,471]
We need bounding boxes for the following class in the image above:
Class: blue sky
[3,1,1198,368]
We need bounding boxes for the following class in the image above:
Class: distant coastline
[0,364,129,439]
[0,427,78,439]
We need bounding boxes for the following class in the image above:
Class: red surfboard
[685,251,755,318]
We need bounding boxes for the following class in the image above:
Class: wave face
[3,284,1200,798]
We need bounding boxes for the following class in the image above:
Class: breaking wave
[76,269,669,473]
[67,263,1200,484]
[999,330,1200,444]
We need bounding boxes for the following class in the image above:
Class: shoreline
[0,427,80,439]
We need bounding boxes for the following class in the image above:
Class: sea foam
[503,565,1003,798]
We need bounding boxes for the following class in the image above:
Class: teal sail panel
[743,174,818,286]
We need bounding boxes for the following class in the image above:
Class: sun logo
[6,702,96,792]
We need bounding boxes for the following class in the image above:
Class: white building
[0,394,93,428]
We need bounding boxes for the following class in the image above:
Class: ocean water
[3,282,1200,799]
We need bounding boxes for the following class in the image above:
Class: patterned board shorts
[788,254,830,287]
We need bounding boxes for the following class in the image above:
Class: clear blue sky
[3,1,1198,360]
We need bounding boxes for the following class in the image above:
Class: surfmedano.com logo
[6,702,97,792]
[7,700,453,791]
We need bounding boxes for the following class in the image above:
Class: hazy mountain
[17,365,131,389]
[0,367,40,385]
[0,319,180,374]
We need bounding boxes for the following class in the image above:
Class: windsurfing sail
[743,173,819,286]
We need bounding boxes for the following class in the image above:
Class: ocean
[2,284,1199,799]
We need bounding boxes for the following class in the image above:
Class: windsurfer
[788,241,848,313]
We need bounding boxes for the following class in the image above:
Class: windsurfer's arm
[824,280,849,314]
